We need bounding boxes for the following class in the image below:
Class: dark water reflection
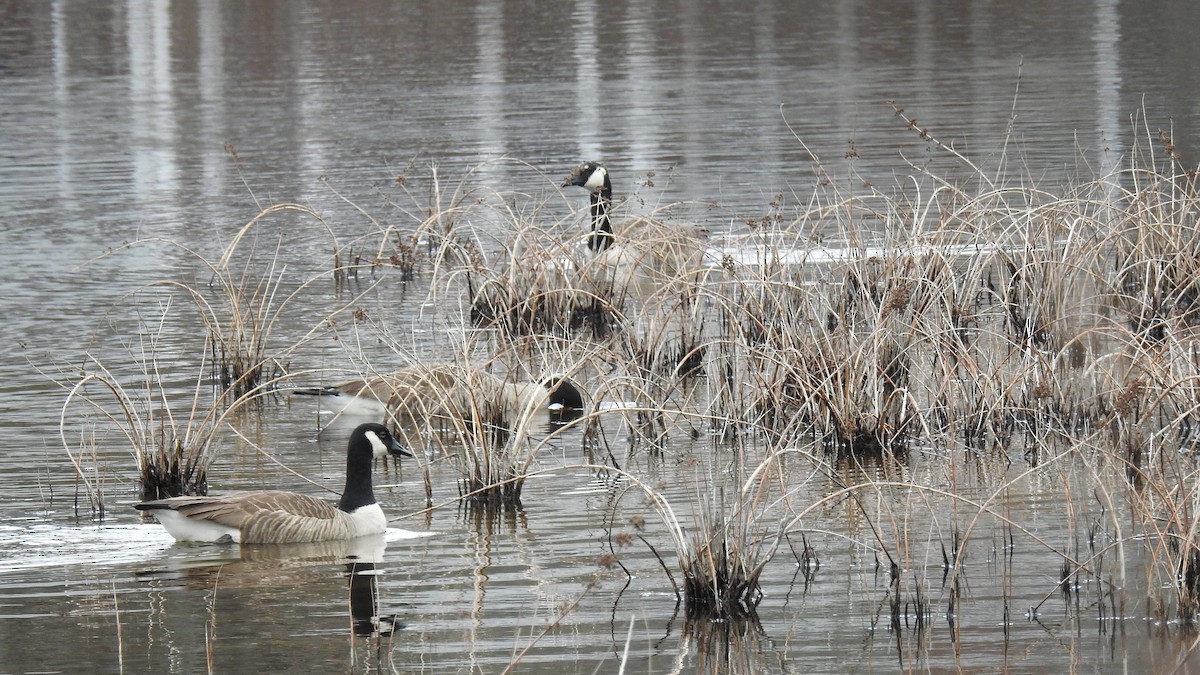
[4,0,1200,672]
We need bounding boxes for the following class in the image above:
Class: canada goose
[291,364,585,429]
[565,160,618,253]
[562,161,708,293]
[134,423,411,544]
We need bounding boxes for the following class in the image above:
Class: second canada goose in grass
[134,423,411,544]
[562,161,708,294]
[291,364,585,429]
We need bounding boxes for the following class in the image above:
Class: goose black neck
[338,444,377,512]
[588,188,615,253]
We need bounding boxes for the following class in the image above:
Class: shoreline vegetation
[60,117,1200,644]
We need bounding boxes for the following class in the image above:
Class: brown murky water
[3,1,1200,672]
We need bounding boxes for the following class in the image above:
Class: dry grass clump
[60,321,282,504]
[706,231,939,451]
[204,203,354,398]
[602,118,1200,628]
[680,497,773,620]
[700,158,1138,453]
[448,358,588,506]
[467,236,624,340]
[463,219,707,344]
[584,213,712,296]
[1110,163,1200,343]
[60,203,375,502]
[466,169,712,344]
[377,162,623,339]
[597,457,780,623]
[442,365,567,508]
[311,313,592,508]
[1107,315,1200,623]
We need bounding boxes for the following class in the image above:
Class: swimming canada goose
[134,423,411,544]
[562,161,708,293]
[291,364,585,429]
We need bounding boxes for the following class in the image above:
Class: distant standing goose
[564,160,618,253]
[134,423,411,544]
[562,161,708,293]
[291,364,585,427]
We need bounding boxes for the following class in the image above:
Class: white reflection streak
[475,1,505,160]
[294,3,329,204]
[51,0,73,205]
[197,1,226,200]
[572,1,601,160]
[623,0,658,174]
[127,0,179,204]
[751,4,781,198]
[1093,0,1122,175]
[1093,0,1122,231]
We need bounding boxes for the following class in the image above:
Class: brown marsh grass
[388,142,1200,624]
[63,120,1200,636]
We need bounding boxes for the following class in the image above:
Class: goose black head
[340,423,411,513]
[564,161,615,252]
[563,161,611,195]
[358,422,413,458]
[541,375,585,426]
[541,375,585,411]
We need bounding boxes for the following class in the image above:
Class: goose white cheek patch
[365,430,388,457]
[585,166,607,191]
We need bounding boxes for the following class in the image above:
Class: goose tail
[289,387,342,397]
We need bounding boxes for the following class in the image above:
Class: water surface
[2,0,1199,672]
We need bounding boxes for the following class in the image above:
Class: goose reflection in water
[347,560,399,637]
[134,532,411,638]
